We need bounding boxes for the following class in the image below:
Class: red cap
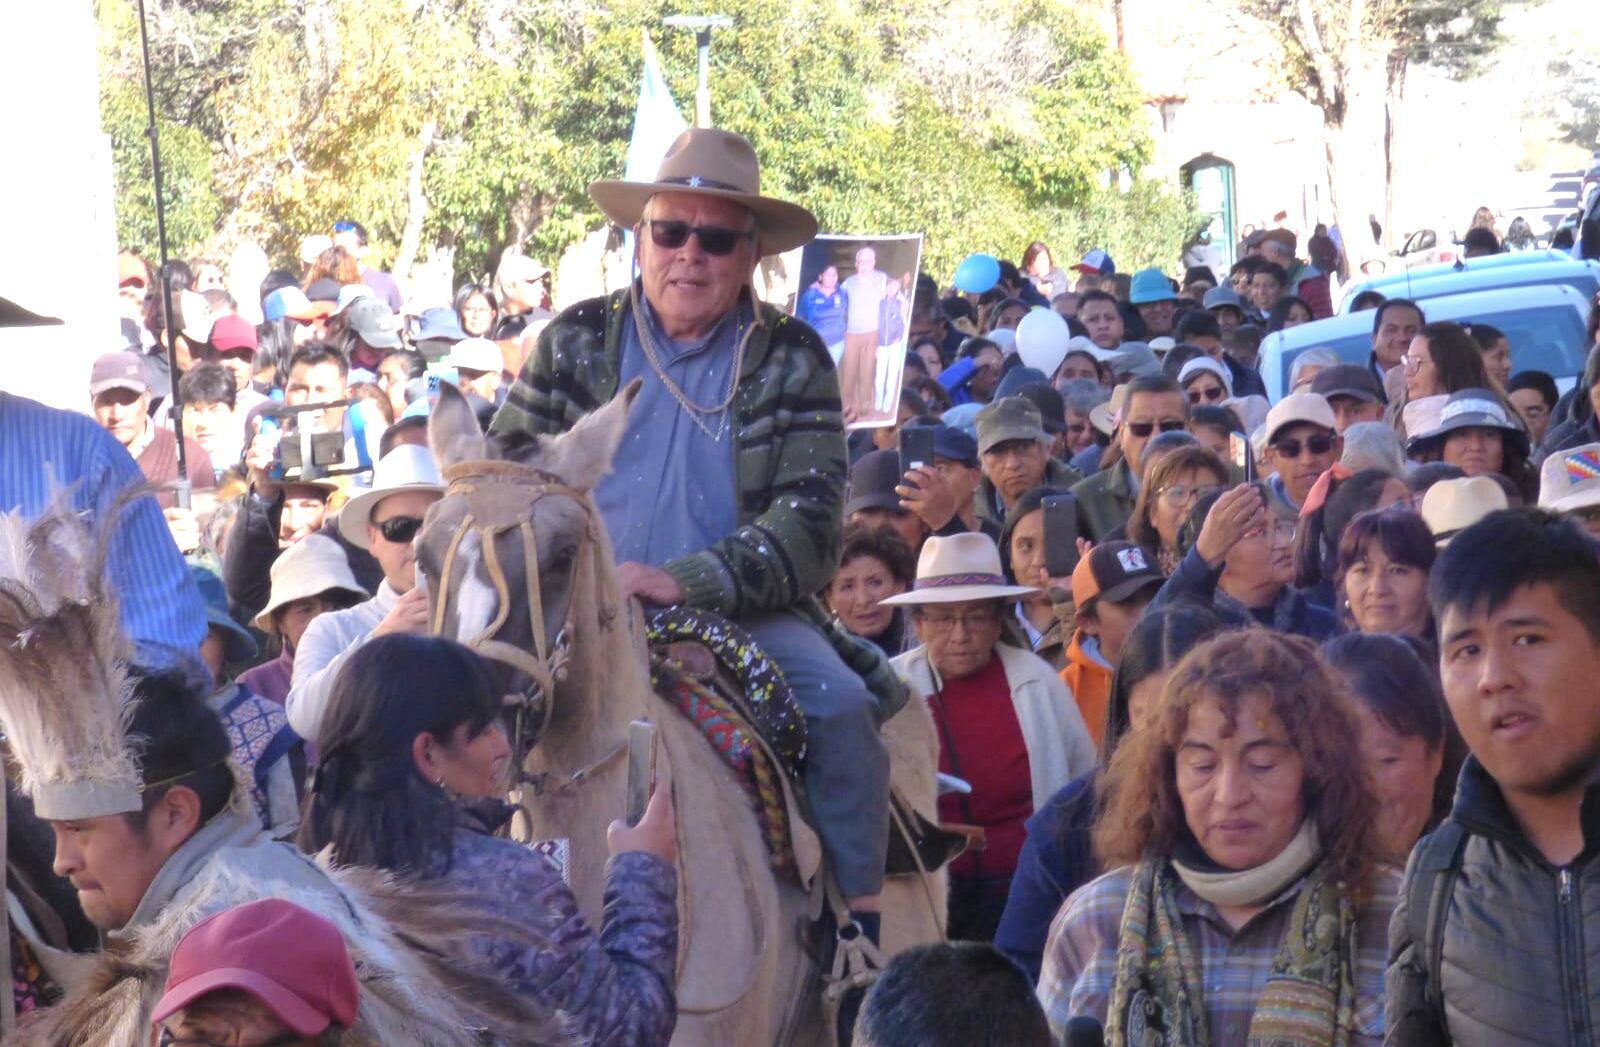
[209,314,258,353]
[151,899,359,1035]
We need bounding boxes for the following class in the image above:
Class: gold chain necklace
[630,287,755,442]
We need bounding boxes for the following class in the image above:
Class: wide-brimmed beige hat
[253,533,369,630]
[880,533,1038,606]
[337,444,445,551]
[589,128,818,255]
[1421,475,1508,548]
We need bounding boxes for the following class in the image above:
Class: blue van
[1259,283,1590,402]
[1337,254,1600,314]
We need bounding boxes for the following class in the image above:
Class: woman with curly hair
[1039,629,1397,1044]
[824,524,916,656]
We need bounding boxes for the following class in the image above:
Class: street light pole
[663,14,731,128]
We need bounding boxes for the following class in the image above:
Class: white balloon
[1016,307,1072,377]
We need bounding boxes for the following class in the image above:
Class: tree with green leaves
[98,0,1201,288]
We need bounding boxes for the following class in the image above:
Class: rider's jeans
[740,609,891,898]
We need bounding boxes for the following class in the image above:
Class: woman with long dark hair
[1323,633,1455,865]
[300,634,680,1046]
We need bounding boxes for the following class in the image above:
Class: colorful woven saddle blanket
[646,608,809,871]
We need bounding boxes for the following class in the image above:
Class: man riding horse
[491,128,903,943]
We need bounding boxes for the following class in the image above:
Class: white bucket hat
[337,444,446,551]
[253,533,369,630]
[1539,443,1600,514]
[1421,475,1509,548]
[880,533,1037,606]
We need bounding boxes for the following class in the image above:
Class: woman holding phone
[301,633,681,1046]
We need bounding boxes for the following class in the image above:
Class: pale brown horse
[421,382,945,1045]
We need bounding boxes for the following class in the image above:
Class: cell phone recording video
[1229,432,1256,483]
[899,425,936,477]
[1042,493,1080,579]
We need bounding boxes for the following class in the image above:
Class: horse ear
[429,381,486,468]
[542,378,642,490]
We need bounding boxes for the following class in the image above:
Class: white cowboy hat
[337,444,446,551]
[880,533,1038,606]
[588,128,818,255]
[253,533,369,630]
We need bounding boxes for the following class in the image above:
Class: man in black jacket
[1386,509,1600,1045]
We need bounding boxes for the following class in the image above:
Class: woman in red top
[886,533,1097,941]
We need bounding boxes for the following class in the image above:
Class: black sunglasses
[646,219,755,256]
[1188,385,1225,404]
[1273,433,1335,459]
[1126,419,1187,438]
[376,515,424,544]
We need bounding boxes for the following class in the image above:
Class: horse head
[420,379,641,748]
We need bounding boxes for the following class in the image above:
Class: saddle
[645,608,967,884]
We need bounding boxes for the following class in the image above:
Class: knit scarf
[1105,840,1361,1047]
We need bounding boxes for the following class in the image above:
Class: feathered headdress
[0,500,143,819]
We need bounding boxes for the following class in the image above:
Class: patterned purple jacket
[441,803,678,1046]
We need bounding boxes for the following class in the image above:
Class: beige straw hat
[880,533,1038,606]
[253,534,369,630]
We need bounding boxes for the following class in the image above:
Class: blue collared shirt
[0,393,204,669]
[592,290,744,569]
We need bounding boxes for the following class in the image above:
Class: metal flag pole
[663,14,732,128]
[135,0,189,510]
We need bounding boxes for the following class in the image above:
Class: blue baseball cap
[1074,249,1115,275]
[930,424,978,465]
[1128,268,1179,305]
[414,307,468,344]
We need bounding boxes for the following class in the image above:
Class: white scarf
[1170,820,1321,908]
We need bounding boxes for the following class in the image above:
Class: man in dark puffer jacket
[1386,509,1600,1046]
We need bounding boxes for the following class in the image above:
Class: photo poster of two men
[794,233,924,429]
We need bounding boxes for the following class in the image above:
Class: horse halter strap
[431,459,598,735]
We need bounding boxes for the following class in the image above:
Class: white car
[1257,283,1591,403]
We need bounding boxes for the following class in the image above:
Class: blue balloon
[952,253,1001,294]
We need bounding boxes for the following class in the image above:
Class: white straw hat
[253,534,369,630]
[337,444,445,551]
[880,533,1038,606]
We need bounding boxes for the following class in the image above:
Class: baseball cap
[90,351,151,397]
[344,298,402,350]
[415,306,469,345]
[994,366,1051,402]
[1016,383,1066,436]
[930,424,978,465]
[1202,285,1243,312]
[333,283,374,316]
[1072,541,1164,608]
[444,336,503,374]
[1074,249,1115,275]
[976,397,1046,454]
[1311,364,1386,405]
[298,233,333,266]
[208,314,257,354]
[263,286,321,323]
[845,450,904,517]
[151,899,358,1036]
[1263,391,1336,445]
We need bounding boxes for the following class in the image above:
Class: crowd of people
[4,124,1600,1046]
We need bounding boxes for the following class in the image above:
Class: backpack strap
[1407,820,1469,1014]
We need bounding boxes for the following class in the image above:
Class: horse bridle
[430,458,600,761]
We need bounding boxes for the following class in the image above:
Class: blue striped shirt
[1038,863,1398,1045]
[0,393,204,669]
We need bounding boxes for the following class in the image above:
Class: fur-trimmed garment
[17,801,572,1046]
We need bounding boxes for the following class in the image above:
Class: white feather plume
[0,500,141,813]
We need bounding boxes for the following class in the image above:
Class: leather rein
[429,459,600,771]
